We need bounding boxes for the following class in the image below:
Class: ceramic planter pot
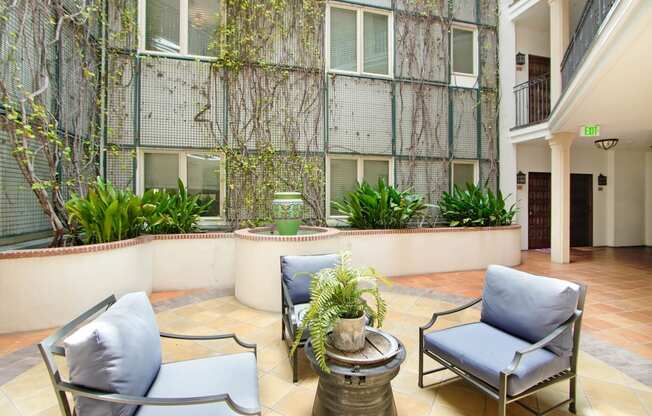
[272,192,303,235]
[331,314,366,352]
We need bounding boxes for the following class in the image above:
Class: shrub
[66,177,146,244]
[437,183,517,227]
[142,179,213,234]
[331,179,428,229]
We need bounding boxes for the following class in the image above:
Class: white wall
[646,152,652,246]
[514,25,550,85]
[610,150,646,246]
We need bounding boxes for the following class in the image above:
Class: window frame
[450,24,479,87]
[136,148,226,224]
[138,0,221,60]
[325,2,394,79]
[451,159,479,191]
[325,154,394,219]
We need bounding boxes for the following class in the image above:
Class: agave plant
[66,177,146,244]
[437,183,517,227]
[290,251,390,372]
[142,179,213,234]
[331,179,428,229]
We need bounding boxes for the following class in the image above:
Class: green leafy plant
[290,252,390,372]
[142,179,213,234]
[331,179,428,229]
[66,177,146,244]
[437,183,517,227]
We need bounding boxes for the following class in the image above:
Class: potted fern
[290,252,389,372]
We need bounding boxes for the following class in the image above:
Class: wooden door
[528,55,551,123]
[528,172,551,249]
[570,174,593,247]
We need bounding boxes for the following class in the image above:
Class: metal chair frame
[418,285,587,416]
[38,295,261,416]
[281,279,303,383]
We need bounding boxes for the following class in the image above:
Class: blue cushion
[481,265,580,356]
[64,292,162,416]
[136,353,260,416]
[424,322,570,396]
[281,254,339,304]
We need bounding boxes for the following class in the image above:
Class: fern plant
[290,251,390,372]
[437,183,517,227]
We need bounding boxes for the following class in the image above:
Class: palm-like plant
[331,179,428,229]
[437,183,517,227]
[290,251,390,372]
[142,179,213,234]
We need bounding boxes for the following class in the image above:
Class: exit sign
[581,124,600,137]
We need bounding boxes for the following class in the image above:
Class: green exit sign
[581,124,600,137]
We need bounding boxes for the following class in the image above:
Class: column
[548,133,574,264]
[549,0,571,106]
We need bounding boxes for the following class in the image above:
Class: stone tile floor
[1,290,652,416]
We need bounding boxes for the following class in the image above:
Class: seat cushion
[481,265,580,356]
[281,254,339,304]
[424,322,570,396]
[135,353,260,416]
[64,292,162,416]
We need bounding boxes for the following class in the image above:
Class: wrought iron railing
[514,73,550,128]
[561,0,617,89]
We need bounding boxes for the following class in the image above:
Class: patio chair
[38,292,261,416]
[281,253,340,382]
[418,265,586,416]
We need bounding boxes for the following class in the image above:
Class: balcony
[513,73,551,128]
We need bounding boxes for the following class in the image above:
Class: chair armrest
[160,332,256,354]
[58,381,261,415]
[419,297,482,332]
[282,281,296,318]
[502,310,582,376]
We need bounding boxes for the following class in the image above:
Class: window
[328,156,392,216]
[452,161,478,190]
[140,0,219,57]
[327,4,392,77]
[139,150,224,219]
[451,26,477,76]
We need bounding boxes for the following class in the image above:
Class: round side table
[305,329,406,416]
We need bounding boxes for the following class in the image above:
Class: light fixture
[515,52,526,66]
[516,171,526,185]
[598,174,607,186]
[594,138,619,150]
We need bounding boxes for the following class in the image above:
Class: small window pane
[453,163,475,189]
[188,0,219,56]
[363,160,389,186]
[145,153,179,192]
[330,159,358,215]
[330,8,357,72]
[146,0,180,53]
[363,13,388,75]
[453,28,474,75]
[187,154,221,216]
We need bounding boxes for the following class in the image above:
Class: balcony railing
[561,0,617,89]
[514,73,551,128]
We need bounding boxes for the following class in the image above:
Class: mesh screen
[327,76,392,155]
[395,82,448,158]
[107,53,137,145]
[480,159,498,192]
[396,158,449,206]
[480,90,498,160]
[394,0,447,17]
[106,147,136,190]
[479,0,499,26]
[395,15,447,83]
[107,0,138,51]
[0,133,51,238]
[451,0,477,22]
[139,56,224,149]
[451,88,477,159]
[480,28,498,90]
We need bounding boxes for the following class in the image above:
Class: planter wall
[0,225,521,333]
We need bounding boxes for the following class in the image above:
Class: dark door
[528,172,551,249]
[528,55,551,124]
[570,174,593,247]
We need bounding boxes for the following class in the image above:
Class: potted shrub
[437,183,517,227]
[290,252,389,372]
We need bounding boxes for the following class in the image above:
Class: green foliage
[331,179,429,229]
[437,183,517,227]
[290,252,390,373]
[142,179,213,234]
[66,177,145,244]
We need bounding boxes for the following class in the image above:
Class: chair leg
[498,396,507,416]
[281,319,285,341]
[569,377,577,414]
[498,374,508,416]
[418,347,424,388]
[292,350,299,383]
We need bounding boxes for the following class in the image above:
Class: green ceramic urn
[272,192,303,235]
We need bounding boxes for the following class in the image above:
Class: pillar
[549,0,571,106]
[548,133,574,264]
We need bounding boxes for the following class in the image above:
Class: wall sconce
[594,138,619,150]
[515,52,526,66]
[517,171,526,185]
[598,174,607,186]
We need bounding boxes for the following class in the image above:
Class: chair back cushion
[64,292,162,416]
[480,265,580,356]
[281,254,340,304]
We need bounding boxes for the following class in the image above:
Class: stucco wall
[646,152,652,246]
[610,150,646,246]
